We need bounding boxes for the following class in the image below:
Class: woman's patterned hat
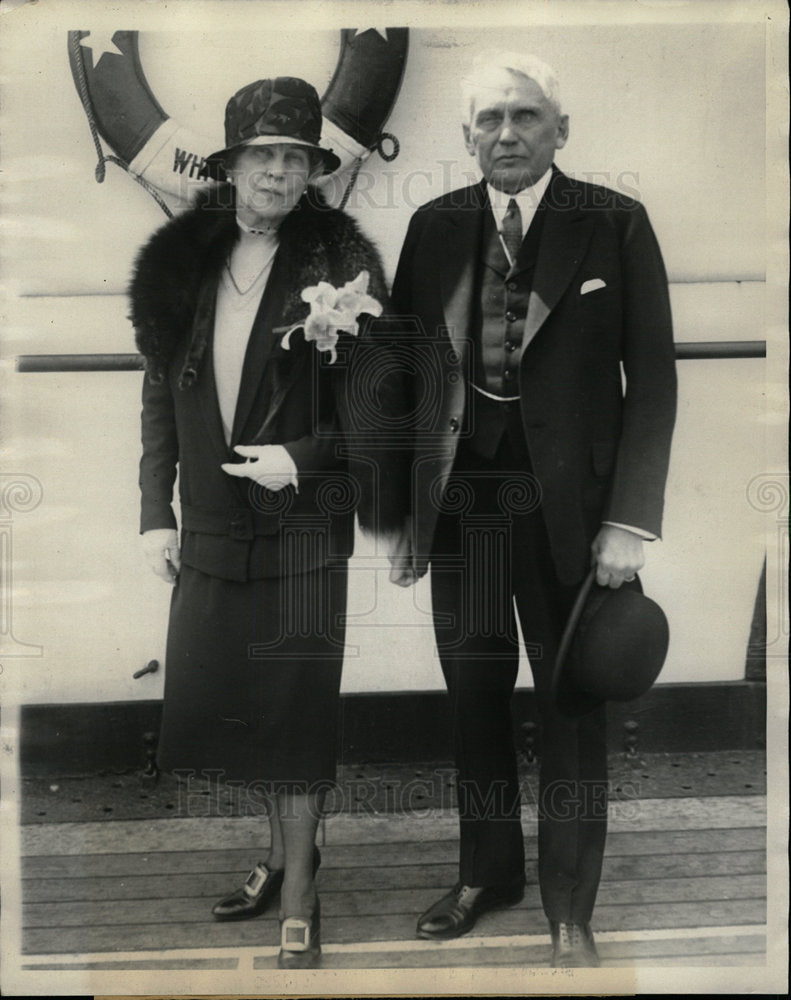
[206,77,340,177]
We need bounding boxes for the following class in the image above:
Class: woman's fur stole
[128,184,408,536]
[129,184,390,387]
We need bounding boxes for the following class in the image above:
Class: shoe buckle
[281,916,310,952]
[243,864,268,898]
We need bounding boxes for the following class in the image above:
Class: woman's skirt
[156,560,348,792]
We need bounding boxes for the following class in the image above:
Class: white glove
[221,444,298,492]
[142,528,181,584]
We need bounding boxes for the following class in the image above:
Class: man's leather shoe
[549,921,600,967]
[416,879,525,940]
[212,845,320,921]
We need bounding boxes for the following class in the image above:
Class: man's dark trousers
[430,410,609,924]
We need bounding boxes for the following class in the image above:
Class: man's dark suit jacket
[391,168,677,586]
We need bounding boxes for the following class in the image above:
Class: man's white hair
[460,50,562,122]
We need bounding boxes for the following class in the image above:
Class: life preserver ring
[67,28,408,205]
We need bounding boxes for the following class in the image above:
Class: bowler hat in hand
[552,568,669,718]
[206,76,341,177]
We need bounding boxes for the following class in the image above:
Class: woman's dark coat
[130,185,406,580]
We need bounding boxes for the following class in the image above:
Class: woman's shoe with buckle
[212,845,320,921]
[277,899,322,969]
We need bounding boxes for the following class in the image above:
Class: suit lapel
[439,181,488,357]
[190,278,232,465]
[230,250,290,446]
[522,169,594,351]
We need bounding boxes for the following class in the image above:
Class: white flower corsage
[280,270,383,364]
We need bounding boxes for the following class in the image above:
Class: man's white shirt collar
[487,168,552,238]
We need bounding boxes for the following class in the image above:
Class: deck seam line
[18,923,768,964]
[20,857,766,880]
[20,825,767,859]
[20,881,769,907]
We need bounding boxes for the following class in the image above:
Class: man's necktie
[501,198,523,265]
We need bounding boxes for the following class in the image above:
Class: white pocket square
[580,278,607,295]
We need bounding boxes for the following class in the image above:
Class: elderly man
[388,52,676,966]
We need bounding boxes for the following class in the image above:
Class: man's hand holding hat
[590,524,645,589]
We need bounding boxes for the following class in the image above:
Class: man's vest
[467,202,546,459]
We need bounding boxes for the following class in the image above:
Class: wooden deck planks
[17,817,768,966]
[20,849,766,905]
[22,898,767,955]
[19,929,768,973]
[21,929,767,973]
[21,823,765,876]
[21,957,240,971]
[22,874,767,930]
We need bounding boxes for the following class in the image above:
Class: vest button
[505,310,517,323]
[506,340,517,352]
[504,369,514,380]
[449,417,460,432]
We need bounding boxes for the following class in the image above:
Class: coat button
[507,281,518,291]
[449,417,460,432]
[505,310,517,323]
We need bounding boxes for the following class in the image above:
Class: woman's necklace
[225,235,279,295]
[236,215,281,237]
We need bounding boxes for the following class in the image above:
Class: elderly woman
[130,77,404,969]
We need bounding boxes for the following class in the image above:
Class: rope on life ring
[338,157,366,212]
[337,132,401,210]
[375,132,400,162]
[68,32,175,218]
[67,28,409,216]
